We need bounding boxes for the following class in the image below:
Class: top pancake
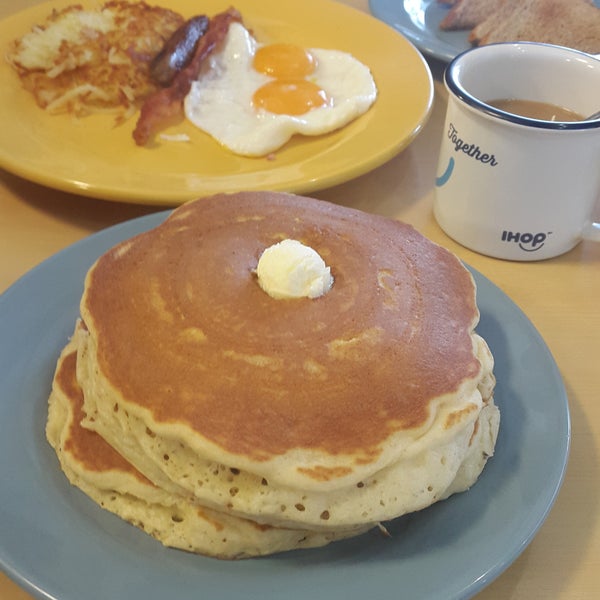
[80,191,483,489]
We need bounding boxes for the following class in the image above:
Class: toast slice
[469,0,600,54]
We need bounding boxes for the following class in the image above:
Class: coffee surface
[487,98,583,121]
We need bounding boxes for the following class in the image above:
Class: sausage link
[150,15,210,86]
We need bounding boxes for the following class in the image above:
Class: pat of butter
[256,239,333,300]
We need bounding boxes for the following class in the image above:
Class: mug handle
[585,54,600,242]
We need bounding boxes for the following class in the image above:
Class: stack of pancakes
[46,191,499,558]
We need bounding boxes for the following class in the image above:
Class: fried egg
[183,22,377,156]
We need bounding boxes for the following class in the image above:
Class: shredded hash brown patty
[6,1,184,117]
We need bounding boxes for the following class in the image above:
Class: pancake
[47,327,369,558]
[72,191,499,533]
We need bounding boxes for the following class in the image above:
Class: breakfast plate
[0,0,433,205]
[369,0,600,62]
[0,212,570,600]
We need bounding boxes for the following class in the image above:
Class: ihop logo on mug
[501,230,551,252]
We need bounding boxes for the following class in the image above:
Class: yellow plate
[0,0,433,205]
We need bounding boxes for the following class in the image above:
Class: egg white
[183,22,377,156]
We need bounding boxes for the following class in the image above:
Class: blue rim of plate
[0,212,570,600]
[368,0,600,63]
[368,0,473,62]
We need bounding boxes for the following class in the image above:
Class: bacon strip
[133,7,241,146]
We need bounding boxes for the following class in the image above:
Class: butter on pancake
[47,328,369,558]
[47,191,499,556]
[6,1,184,116]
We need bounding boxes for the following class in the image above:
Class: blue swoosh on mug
[435,157,454,187]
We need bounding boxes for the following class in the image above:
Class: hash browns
[6,1,184,117]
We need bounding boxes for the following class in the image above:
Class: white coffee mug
[434,42,600,261]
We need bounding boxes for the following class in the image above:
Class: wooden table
[1,1,599,598]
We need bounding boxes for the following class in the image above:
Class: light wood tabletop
[1,1,599,599]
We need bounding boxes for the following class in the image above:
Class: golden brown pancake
[47,329,370,558]
[82,192,481,461]
[56,344,149,481]
[71,191,499,532]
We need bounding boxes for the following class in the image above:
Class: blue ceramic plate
[369,0,600,62]
[0,212,569,600]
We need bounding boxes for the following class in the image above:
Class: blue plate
[0,212,570,600]
[369,0,600,62]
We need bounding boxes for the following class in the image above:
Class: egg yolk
[253,43,317,78]
[252,79,330,116]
